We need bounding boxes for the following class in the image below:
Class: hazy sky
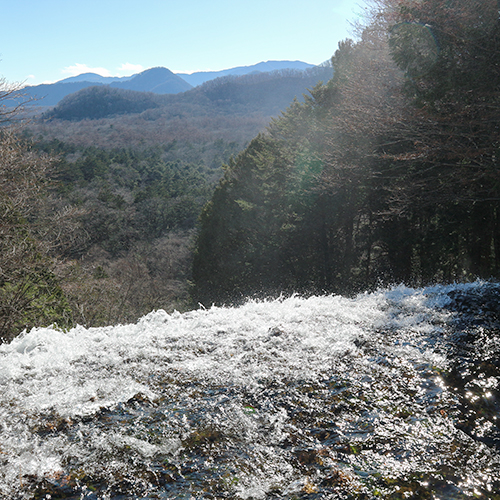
[1,0,364,85]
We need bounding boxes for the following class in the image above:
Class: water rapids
[1,282,499,499]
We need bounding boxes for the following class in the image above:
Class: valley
[0,61,333,340]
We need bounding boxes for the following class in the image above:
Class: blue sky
[1,0,363,85]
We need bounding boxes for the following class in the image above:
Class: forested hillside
[0,129,214,341]
[192,0,500,305]
[24,66,333,156]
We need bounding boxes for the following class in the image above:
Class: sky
[1,0,364,86]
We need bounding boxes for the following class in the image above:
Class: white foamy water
[1,283,499,499]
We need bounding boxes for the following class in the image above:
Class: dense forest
[1,0,499,340]
[192,0,500,305]
[0,135,212,340]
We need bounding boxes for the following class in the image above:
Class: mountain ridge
[16,60,316,107]
[58,73,134,84]
[110,67,192,94]
[177,60,314,86]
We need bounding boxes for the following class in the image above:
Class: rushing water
[1,282,500,499]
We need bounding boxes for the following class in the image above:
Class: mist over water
[1,282,499,499]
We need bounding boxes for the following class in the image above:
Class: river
[1,281,499,499]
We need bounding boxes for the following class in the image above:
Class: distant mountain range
[42,64,333,122]
[58,73,134,84]
[177,60,315,87]
[16,61,315,108]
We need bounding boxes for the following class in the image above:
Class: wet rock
[446,283,500,327]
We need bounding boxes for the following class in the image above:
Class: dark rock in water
[268,326,285,337]
[446,282,500,327]
[439,282,500,453]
